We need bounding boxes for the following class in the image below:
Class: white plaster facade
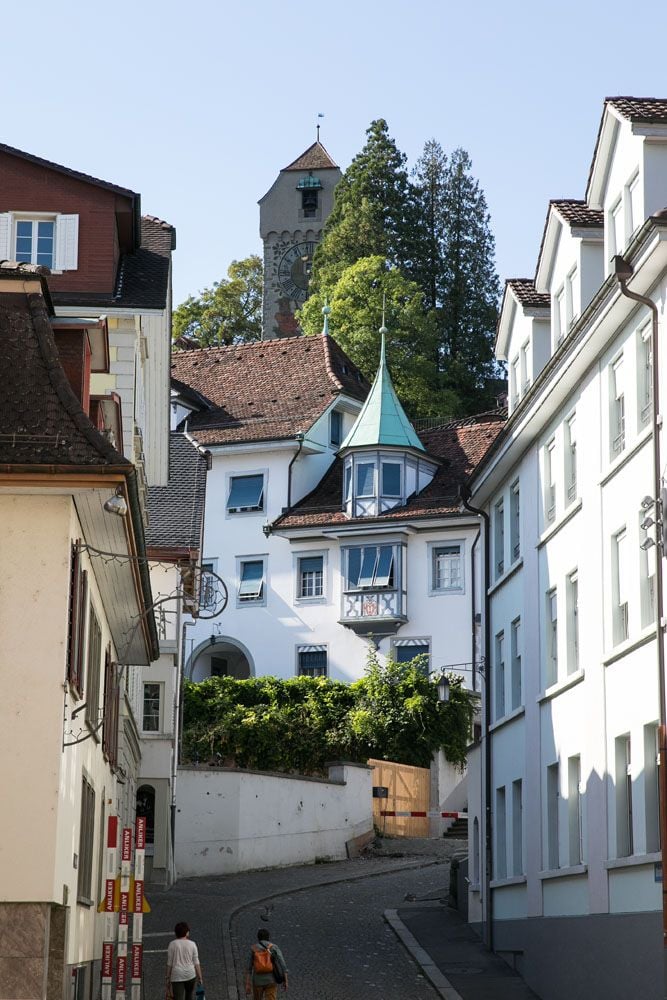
[468,98,667,1000]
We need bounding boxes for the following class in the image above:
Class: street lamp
[436,673,450,705]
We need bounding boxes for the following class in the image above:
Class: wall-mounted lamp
[262,521,272,538]
[641,495,655,510]
[103,486,128,517]
[640,537,656,551]
[436,673,450,705]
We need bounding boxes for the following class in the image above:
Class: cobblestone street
[142,838,465,1000]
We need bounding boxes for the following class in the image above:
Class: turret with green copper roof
[340,326,425,452]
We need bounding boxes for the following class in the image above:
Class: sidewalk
[387,902,540,1000]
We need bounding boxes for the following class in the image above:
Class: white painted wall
[174,762,372,876]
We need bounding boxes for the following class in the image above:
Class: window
[346,545,395,590]
[568,755,583,865]
[494,499,505,577]
[546,589,558,686]
[67,542,88,694]
[638,325,652,428]
[381,462,401,497]
[495,787,507,880]
[199,560,217,611]
[85,608,102,728]
[565,265,578,328]
[15,218,55,267]
[545,439,556,523]
[610,356,625,457]
[77,776,96,904]
[298,555,324,599]
[512,779,523,876]
[431,543,463,593]
[495,631,505,720]
[510,357,519,406]
[567,571,579,675]
[344,464,352,502]
[227,474,264,513]
[393,639,430,669]
[102,649,119,765]
[627,172,641,237]
[644,723,660,854]
[610,197,624,258]
[640,509,657,628]
[238,559,265,603]
[615,735,633,857]
[554,287,566,346]
[565,414,577,504]
[297,646,327,677]
[510,480,520,560]
[330,410,342,448]
[510,618,522,710]
[301,187,318,218]
[0,212,78,271]
[356,462,375,498]
[142,683,161,732]
[546,762,560,870]
[520,342,530,395]
[613,529,629,644]
[473,817,480,886]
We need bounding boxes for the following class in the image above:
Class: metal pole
[615,258,667,993]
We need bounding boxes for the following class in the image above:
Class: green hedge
[182,650,476,774]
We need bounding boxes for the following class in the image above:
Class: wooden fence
[369,758,430,838]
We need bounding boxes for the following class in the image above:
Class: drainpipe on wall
[614,255,667,991]
[459,484,493,953]
[286,433,305,510]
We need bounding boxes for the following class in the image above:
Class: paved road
[142,838,466,1000]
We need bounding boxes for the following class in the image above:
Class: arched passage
[136,785,156,854]
[187,635,255,681]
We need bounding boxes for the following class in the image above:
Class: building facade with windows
[466,97,667,1000]
[172,330,504,712]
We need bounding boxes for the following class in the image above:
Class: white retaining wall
[175,762,373,877]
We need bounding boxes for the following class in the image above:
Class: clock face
[277,241,316,303]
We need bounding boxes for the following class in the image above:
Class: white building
[172,326,503,698]
[467,96,667,1000]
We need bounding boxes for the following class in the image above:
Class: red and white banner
[131,816,146,999]
[102,817,118,1000]
[379,810,469,819]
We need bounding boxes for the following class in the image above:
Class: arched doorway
[188,636,254,681]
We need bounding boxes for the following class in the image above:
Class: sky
[5,0,667,308]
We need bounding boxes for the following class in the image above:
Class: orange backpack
[252,944,274,974]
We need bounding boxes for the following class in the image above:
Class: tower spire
[321,298,331,336]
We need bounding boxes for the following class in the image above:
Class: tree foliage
[303,124,502,417]
[173,255,263,348]
[181,650,475,774]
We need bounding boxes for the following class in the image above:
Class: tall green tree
[300,256,454,418]
[309,119,414,294]
[173,255,263,348]
[410,139,449,313]
[434,148,501,410]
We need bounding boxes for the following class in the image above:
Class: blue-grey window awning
[227,474,264,511]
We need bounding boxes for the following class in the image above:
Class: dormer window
[343,451,437,518]
[381,462,401,497]
[0,212,79,271]
[16,219,55,267]
[356,461,375,498]
[330,410,342,448]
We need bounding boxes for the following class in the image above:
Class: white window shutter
[55,214,79,271]
[0,213,12,259]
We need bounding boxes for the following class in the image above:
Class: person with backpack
[245,927,288,998]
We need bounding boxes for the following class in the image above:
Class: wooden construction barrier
[369,758,430,838]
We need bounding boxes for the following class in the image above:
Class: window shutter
[0,213,12,259]
[55,214,79,271]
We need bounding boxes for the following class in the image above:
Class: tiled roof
[506,279,550,309]
[607,97,667,124]
[283,141,338,172]
[171,335,369,446]
[0,263,128,468]
[274,412,506,529]
[146,433,208,551]
[52,215,175,312]
[552,199,604,228]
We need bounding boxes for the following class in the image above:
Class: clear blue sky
[5,0,667,307]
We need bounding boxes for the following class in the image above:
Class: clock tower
[259,139,341,339]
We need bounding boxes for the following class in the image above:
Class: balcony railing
[340,588,407,635]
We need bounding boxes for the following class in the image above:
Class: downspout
[287,433,305,510]
[459,484,493,953]
[614,255,667,976]
[470,529,481,693]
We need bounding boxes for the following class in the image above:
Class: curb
[224,857,444,999]
[384,908,464,1000]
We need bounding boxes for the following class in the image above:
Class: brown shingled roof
[171,335,369,446]
[506,279,550,309]
[283,141,338,172]
[607,97,667,124]
[273,412,505,529]
[552,199,604,228]
[0,264,128,468]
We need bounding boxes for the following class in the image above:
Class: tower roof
[341,333,424,451]
[283,141,338,172]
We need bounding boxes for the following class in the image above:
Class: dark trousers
[172,979,196,1000]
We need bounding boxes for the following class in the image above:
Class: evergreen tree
[309,119,414,294]
[411,139,448,313]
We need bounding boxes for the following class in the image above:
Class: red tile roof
[273,412,506,529]
[172,335,369,446]
[552,199,604,228]
[283,141,338,172]
[506,279,550,309]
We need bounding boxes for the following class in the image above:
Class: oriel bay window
[341,542,407,631]
[343,451,438,518]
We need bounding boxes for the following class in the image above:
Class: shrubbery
[182,651,475,774]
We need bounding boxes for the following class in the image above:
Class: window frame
[495,630,505,721]
[510,480,520,561]
[77,774,96,906]
[329,409,342,448]
[142,681,162,733]
[296,644,328,677]
[610,355,626,459]
[391,637,432,672]
[294,550,327,604]
[14,216,56,268]
[84,606,103,732]
[344,544,396,592]
[494,498,505,577]
[225,470,267,517]
[545,438,556,524]
[235,554,268,608]
[428,539,464,596]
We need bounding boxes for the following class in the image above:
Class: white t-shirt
[167,938,199,982]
